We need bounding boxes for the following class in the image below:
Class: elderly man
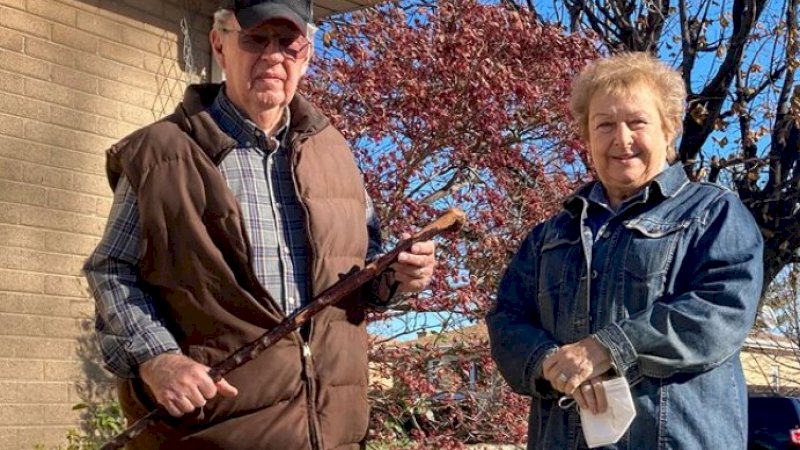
[83,1,437,448]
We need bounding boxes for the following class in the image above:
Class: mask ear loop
[558,395,576,410]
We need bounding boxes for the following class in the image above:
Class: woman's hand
[543,336,612,395]
[572,376,608,415]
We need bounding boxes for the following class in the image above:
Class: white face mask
[559,376,637,448]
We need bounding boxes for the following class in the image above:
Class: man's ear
[300,53,312,75]
[209,29,225,68]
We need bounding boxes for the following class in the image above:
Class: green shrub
[35,400,125,450]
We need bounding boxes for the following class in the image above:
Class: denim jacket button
[602,230,611,239]
[591,270,598,279]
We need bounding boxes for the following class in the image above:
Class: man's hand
[542,336,612,396]
[139,352,238,417]
[392,233,436,293]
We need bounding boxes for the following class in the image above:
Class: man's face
[211,17,310,116]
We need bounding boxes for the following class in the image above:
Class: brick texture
[0,70,24,95]
[0,28,24,52]
[0,1,217,447]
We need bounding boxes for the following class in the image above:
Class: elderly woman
[487,52,763,449]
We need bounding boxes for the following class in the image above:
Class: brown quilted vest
[107,84,370,450]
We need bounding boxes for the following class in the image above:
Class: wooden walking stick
[99,208,466,450]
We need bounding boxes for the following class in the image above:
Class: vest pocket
[316,320,368,386]
[314,320,370,447]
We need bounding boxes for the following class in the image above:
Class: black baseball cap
[220,0,312,32]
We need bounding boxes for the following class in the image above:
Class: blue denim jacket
[487,164,763,450]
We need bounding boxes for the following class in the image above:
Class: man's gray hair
[213,8,235,30]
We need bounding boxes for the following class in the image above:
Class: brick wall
[0,0,216,448]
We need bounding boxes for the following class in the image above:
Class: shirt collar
[208,85,291,150]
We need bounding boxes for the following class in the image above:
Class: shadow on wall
[75,317,115,404]
[74,0,217,120]
[35,314,126,449]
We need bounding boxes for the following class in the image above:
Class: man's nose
[259,40,285,62]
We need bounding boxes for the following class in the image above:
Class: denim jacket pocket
[619,218,691,317]
[538,232,583,340]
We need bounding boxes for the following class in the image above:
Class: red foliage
[304,0,599,446]
[368,335,531,449]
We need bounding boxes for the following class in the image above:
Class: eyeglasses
[221,28,311,60]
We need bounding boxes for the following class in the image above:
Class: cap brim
[236,4,306,32]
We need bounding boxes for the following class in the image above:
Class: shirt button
[287,297,295,305]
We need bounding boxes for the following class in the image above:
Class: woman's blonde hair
[570,52,686,161]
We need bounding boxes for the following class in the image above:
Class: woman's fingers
[575,379,609,415]
[592,378,608,413]
[575,383,596,413]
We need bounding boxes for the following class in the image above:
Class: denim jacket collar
[651,162,691,197]
[563,162,690,217]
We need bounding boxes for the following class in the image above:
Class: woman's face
[586,84,673,206]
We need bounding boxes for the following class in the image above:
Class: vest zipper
[302,342,323,450]
[232,137,321,448]
[289,135,323,449]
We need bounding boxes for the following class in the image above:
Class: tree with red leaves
[304,0,599,447]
